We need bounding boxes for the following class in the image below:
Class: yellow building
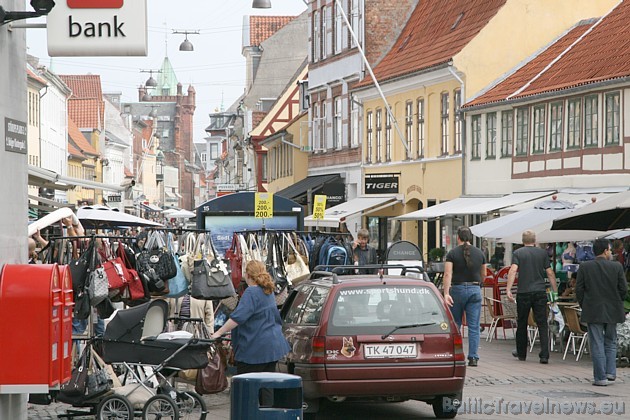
[352,0,618,256]
[67,118,100,205]
[27,67,47,207]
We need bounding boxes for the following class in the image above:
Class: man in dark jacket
[576,238,628,386]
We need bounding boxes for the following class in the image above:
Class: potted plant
[428,247,445,272]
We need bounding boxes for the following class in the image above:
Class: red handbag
[225,234,243,290]
[117,243,146,301]
[102,257,128,290]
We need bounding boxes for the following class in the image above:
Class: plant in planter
[428,247,445,262]
[617,313,630,367]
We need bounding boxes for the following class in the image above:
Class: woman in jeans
[443,226,487,367]
[211,260,290,374]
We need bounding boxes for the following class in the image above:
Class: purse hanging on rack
[89,250,109,306]
[266,234,290,306]
[225,233,243,289]
[191,234,235,300]
[164,232,189,298]
[283,232,310,285]
[116,242,146,302]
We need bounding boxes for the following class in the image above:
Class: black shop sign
[365,175,399,194]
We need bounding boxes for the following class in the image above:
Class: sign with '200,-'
[254,193,274,218]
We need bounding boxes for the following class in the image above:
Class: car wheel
[432,396,458,419]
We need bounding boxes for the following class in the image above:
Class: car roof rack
[310,264,427,284]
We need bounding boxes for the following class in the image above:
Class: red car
[278,266,465,418]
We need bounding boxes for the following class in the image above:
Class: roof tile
[68,117,98,156]
[249,16,295,46]
[60,75,105,129]
[467,1,630,107]
[356,0,507,88]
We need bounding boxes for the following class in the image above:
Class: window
[350,97,359,148]
[486,112,497,158]
[333,96,342,149]
[200,152,207,163]
[605,91,620,145]
[322,6,329,58]
[584,95,598,147]
[532,105,546,154]
[313,10,320,61]
[366,110,373,163]
[549,101,563,151]
[334,1,344,54]
[261,154,268,182]
[405,101,413,159]
[471,115,481,159]
[441,92,449,155]
[417,98,425,158]
[375,109,382,162]
[501,111,513,157]
[567,99,581,149]
[350,0,359,48]
[320,101,327,150]
[516,108,529,156]
[454,89,462,153]
[312,103,320,150]
[385,109,392,161]
[210,143,219,160]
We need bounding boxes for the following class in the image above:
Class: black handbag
[137,232,177,281]
[69,242,94,292]
[57,345,89,399]
[267,235,289,294]
[190,235,235,300]
[73,288,92,320]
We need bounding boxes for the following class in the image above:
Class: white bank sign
[47,0,147,56]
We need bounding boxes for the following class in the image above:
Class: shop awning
[275,174,341,200]
[165,191,176,198]
[394,197,491,221]
[140,203,163,212]
[446,191,554,216]
[28,164,127,192]
[304,195,401,228]
[28,195,74,209]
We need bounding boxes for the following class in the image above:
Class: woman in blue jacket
[212,260,290,374]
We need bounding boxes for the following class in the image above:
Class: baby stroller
[59,300,213,419]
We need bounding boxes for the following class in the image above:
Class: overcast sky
[26,0,307,142]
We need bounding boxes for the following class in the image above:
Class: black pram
[100,299,209,369]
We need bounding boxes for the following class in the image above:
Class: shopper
[211,260,290,374]
[443,226,486,367]
[352,228,378,274]
[506,230,558,364]
[576,238,627,386]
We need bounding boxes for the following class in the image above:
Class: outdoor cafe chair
[484,296,517,342]
[561,305,588,361]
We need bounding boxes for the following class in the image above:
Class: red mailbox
[58,264,74,384]
[0,264,62,392]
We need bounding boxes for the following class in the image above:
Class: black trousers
[515,291,549,360]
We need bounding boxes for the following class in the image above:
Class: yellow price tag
[312,195,327,220]
[255,193,274,218]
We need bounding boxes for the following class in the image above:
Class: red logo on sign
[67,0,123,8]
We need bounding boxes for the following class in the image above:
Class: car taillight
[310,336,326,363]
[453,332,465,362]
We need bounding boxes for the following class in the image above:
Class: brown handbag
[195,344,228,394]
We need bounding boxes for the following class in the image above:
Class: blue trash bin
[231,372,303,419]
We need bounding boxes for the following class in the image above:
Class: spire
[156,56,179,96]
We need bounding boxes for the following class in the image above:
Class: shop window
[584,95,598,147]
[501,111,513,157]
[516,107,529,156]
[567,98,582,149]
[604,91,620,145]
[471,115,481,160]
[549,101,563,151]
[486,112,496,158]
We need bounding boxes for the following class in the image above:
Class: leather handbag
[68,241,94,292]
[283,233,310,285]
[57,345,89,399]
[225,233,243,290]
[102,257,128,290]
[73,287,92,320]
[137,231,177,281]
[117,243,145,301]
[195,344,228,395]
[165,233,189,298]
[266,235,290,306]
[191,235,235,300]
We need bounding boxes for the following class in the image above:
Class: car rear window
[284,285,330,325]
[327,285,449,335]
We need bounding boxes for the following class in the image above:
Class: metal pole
[334,0,410,154]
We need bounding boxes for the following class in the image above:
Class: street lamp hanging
[252,0,272,8]
[173,30,199,52]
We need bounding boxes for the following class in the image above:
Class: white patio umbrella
[470,207,573,240]
[167,209,196,219]
[77,205,163,229]
[162,208,179,216]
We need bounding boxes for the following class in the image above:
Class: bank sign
[47,0,148,56]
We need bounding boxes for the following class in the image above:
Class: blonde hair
[522,230,536,245]
[245,260,275,295]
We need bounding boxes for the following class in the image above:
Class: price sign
[312,195,327,219]
[255,193,274,218]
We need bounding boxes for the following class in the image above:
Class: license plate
[363,343,417,358]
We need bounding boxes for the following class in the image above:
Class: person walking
[211,260,290,374]
[576,238,627,386]
[443,226,486,367]
[506,230,558,364]
[352,228,378,274]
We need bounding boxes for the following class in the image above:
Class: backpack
[320,244,349,270]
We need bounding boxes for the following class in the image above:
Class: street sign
[312,195,327,219]
[4,118,27,154]
[107,195,121,202]
[254,193,273,218]
[47,0,148,56]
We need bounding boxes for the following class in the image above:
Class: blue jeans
[587,323,617,381]
[449,284,482,360]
